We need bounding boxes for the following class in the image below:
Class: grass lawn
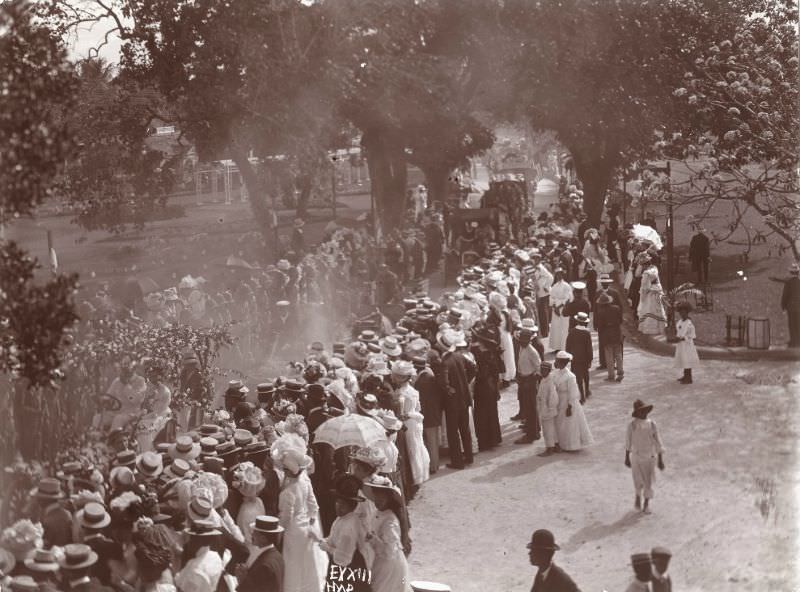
[624,160,796,348]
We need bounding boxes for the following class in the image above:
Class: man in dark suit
[58,544,114,592]
[33,478,73,548]
[594,293,624,382]
[527,529,581,592]
[563,282,591,330]
[689,228,711,285]
[651,546,673,592]
[237,516,284,592]
[594,274,623,370]
[565,313,593,403]
[437,332,474,469]
[782,264,800,348]
[77,503,122,586]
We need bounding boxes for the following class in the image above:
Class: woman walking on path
[625,399,666,514]
[637,256,667,335]
[674,302,699,384]
[552,352,593,452]
[364,476,412,592]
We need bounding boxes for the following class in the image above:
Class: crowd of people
[0,186,693,592]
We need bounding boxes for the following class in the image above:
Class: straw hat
[251,515,284,534]
[135,452,163,478]
[58,544,98,571]
[76,502,111,530]
[24,549,60,573]
[169,435,201,461]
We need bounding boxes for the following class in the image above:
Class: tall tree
[0,0,79,387]
[663,0,799,259]
[504,0,758,224]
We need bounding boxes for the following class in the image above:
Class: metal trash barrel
[747,317,770,349]
[411,582,451,592]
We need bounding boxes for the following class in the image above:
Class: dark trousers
[597,331,607,366]
[695,259,710,285]
[573,365,590,400]
[518,374,540,439]
[445,400,473,467]
[789,310,800,347]
[536,296,551,337]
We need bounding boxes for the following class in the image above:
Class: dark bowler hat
[257,383,276,403]
[651,546,672,558]
[526,529,560,550]
[306,384,327,405]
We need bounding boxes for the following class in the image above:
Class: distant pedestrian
[548,270,573,352]
[526,529,581,592]
[674,302,699,384]
[650,546,673,592]
[553,352,593,452]
[514,328,542,445]
[565,313,592,402]
[781,263,800,348]
[689,227,711,285]
[625,399,665,515]
[625,553,653,592]
[291,218,306,254]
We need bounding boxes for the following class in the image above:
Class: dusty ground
[407,337,800,591]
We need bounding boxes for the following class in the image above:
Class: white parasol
[631,224,663,250]
[313,413,386,450]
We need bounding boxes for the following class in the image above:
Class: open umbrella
[631,224,663,251]
[313,413,386,450]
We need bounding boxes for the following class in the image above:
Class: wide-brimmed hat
[350,446,386,470]
[363,474,402,504]
[391,360,416,379]
[526,529,560,550]
[109,466,135,490]
[59,544,98,571]
[281,449,313,474]
[574,312,590,324]
[632,399,654,418]
[233,429,254,448]
[358,330,379,344]
[169,435,201,461]
[136,452,163,478]
[330,474,365,503]
[251,515,284,534]
[163,458,195,481]
[56,460,83,481]
[114,449,137,468]
[34,477,65,500]
[436,330,456,352]
[185,519,222,537]
[24,549,59,573]
[380,337,403,357]
[77,502,111,530]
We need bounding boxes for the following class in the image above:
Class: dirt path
[407,340,800,591]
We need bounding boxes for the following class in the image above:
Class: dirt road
[407,341,800,591]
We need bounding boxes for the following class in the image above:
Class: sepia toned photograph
[1,0,798,591]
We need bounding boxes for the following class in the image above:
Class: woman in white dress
[548,270,574,352]
[277,448,328,592]
[232,462,265,544]
[552,352,594,451]
[363,476,411,592]
[136,360,172,452]
[488,292,516,382]
[391,362,430,487]
[674,302,700,384]
[637,258,667,335]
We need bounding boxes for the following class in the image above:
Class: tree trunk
[571,150,617,226]
[420,165,451,206]
[362,128,408,232]
[230,146,276,258]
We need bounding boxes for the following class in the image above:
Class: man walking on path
[526,529,581,592]
[625,399,666,515]
[565,312,593,402]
